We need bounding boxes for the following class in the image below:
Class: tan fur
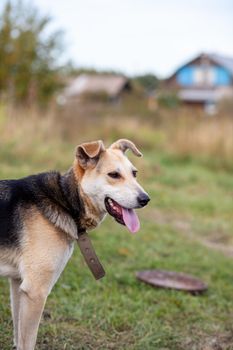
[16,208,74,350]
[21,208,74,292]
[0,247,21,278]
[83,148,138,187]
[73,159,85,180]
[10,278,21,348]
[80,190,106,230]
[73,159,106,230]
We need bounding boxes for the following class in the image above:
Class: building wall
[176,65,231,87]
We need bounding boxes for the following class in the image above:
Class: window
[193,66,215,86]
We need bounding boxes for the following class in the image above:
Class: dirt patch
[200,240,233,258]
[183,330,233,350]
[145,209,233,258]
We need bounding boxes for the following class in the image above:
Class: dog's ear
[76,140,105,169]
[110,139,142,157]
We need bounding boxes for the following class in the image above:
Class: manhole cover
[136,270,208,293]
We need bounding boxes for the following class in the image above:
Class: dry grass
[165,115,233,163]
[1,100,233,171]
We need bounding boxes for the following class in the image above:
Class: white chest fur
[0,263,20,279]
[0,247,21,279]
[50,242,74,288]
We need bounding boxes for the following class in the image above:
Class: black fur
[0,170,84,247]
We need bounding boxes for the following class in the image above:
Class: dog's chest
[51,242,74,285]
[0,247,21,278]
[0,262,20,278]
[29,241,74,296]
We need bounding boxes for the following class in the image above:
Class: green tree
[0,0,66,106]
[134,74,159,93]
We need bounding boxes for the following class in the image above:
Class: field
[0,104,233,349]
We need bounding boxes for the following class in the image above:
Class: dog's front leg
[17,281,49,350]
[10,278,21,349]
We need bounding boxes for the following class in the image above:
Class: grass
[0,128,233,350]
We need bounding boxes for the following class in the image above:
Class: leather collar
[76,230,105,280]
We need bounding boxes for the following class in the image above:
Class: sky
[4,0,233,77]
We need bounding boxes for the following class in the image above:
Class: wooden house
[166,53,233,112]
[64,74,131,102]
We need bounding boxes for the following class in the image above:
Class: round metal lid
[136,269,208,293]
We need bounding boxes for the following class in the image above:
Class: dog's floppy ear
[110,139,142,157]
[76,140,105,169]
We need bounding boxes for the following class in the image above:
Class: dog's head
[74,139,150,233]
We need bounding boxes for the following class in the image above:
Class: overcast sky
[6,0,233,77]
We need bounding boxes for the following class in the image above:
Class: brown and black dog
[0,139,149,350]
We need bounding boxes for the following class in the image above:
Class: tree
[134,74,159,93]
[0,0,66,106]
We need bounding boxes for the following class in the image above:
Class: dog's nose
[137,193,150,207]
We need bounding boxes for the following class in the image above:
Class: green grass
[0,143,233,349]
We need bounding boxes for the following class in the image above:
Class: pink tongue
[122,208,140,233]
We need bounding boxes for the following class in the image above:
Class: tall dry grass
[1,101,233,171]
[165,116,233,161]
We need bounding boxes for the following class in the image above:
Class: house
[64,74,131,101]
[166,53,233,113]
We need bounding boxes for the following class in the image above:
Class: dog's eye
[108,172,121,179]
[132,170,137,178]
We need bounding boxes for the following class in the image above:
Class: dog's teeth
[107,198,121,214]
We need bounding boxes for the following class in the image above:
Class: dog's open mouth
[105,197,140,233]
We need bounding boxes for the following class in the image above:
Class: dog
[0,139,150,350]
